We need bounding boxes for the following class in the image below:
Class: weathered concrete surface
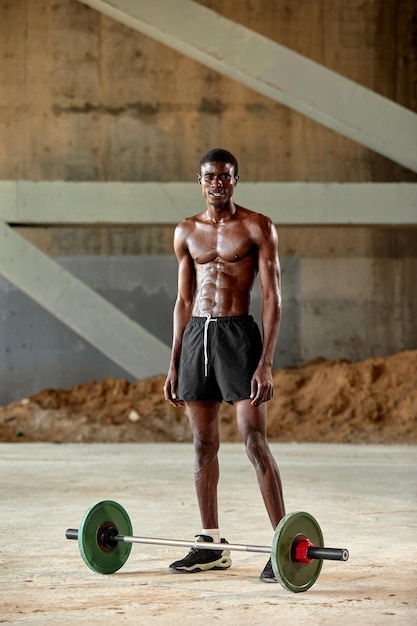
[1,443,416,624]
[77,0,417,172]
[1,0,416,182]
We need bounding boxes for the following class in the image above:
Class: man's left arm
[250,216,281,406]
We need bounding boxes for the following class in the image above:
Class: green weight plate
[271,511,324,593]
[78,500,133,574]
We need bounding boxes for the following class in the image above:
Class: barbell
[66,500,349,593]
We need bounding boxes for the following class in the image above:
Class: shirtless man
[163,148,285,582]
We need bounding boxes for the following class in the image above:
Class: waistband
[188,314,253,326]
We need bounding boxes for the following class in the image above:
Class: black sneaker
[260,557,277,583]
[169,535,231,574]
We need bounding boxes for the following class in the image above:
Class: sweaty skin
[164,160,285,531]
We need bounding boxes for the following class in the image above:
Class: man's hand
[250,364,274,406]
[163,367,184,407]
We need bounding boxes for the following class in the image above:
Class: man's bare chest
[188,226,255,264]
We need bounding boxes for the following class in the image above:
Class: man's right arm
[164,223,195,405]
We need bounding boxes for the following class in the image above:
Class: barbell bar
[66,500,349,593]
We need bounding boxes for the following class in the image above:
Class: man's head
[198,148,239,178]
[197,149,239,208]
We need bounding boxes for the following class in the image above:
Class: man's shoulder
[174,213,205,246]
[176,213,203,232]
[236,206,277,247]
[237,205,272,226]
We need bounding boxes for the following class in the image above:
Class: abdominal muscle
[192,255,257,317]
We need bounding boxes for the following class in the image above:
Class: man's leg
[169,400,231,574]
[235,399,285,581]
[235,399,285,527]
[186,400,221,529]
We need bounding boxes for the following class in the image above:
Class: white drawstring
[203,313,217,376]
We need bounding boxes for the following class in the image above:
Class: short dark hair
[199,148,239,176]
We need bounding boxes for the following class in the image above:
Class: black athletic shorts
[177,314,263,403]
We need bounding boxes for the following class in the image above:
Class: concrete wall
[0,0,416,403]
[0,0,416,182]
[0,257,175,404]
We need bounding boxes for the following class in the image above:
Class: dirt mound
[1,351,416,444]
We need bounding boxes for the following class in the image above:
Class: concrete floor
[1,443,416,625]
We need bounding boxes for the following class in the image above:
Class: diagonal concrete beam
[77,0,417,173]
[0,222,170,379]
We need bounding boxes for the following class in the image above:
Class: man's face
[198,161,238,208]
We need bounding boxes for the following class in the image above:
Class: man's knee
[244,431,269,466]
[193,434,219,463]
